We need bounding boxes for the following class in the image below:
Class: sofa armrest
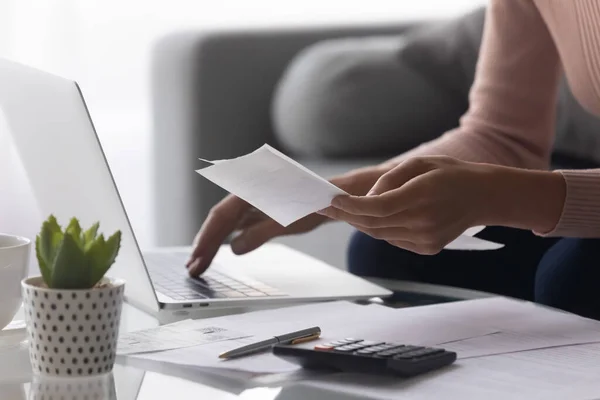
[150,23,420,246]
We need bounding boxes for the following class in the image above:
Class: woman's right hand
[186,165,387,277]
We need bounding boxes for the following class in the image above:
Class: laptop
[0,58,391,319]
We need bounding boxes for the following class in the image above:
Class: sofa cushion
[400,7,485,106]
[272,38,475,159]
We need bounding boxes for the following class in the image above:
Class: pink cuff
[536,169,600,237]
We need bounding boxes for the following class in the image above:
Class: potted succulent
[21,215,124,378]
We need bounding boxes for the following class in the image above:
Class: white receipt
[196,144,503,250]
[117,319,250,356]
[197,144,346,227]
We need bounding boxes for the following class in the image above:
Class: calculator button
[329,341,349,346]
[364,345,387,352]
[356,348,379,355]
[394,353,419,359]
[416,348,445,357]
[314,344,334,351]
[400,345,422,353]
[378,346,409,356]
[345,345,366,351]
[357,341,384,347]
[334,346,355,352]
[378,344,401,351]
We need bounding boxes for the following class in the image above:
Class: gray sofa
[151,8,600,269]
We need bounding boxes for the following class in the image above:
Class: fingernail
[185,257,194,267]
[367,190,377,196]
[188,258,202,276]
[316,209,327,215]
[231,237,247,254]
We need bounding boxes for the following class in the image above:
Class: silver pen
[218,326,321,359]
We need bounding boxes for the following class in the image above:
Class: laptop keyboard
[144,252,287,300]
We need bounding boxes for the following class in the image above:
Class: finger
[331,192,400,217]
[320,206,406,229]
[188,196,250,270]
[388,239,443,256]
[368,157,438,196]
[187,257,209,277]
[387,240,422,253]
[236,208,266,230]
[230,220,285,254]
[352,225,413,242]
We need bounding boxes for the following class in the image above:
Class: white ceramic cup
[0,233,31,330]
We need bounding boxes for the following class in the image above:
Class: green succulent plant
[35,215,122,289]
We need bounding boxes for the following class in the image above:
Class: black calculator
[272,338,457,377]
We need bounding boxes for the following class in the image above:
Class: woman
[187,0,600,319]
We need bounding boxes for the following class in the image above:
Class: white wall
[0,0,486,250]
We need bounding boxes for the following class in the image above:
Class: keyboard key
[210,287,230,292]
[250,284,275,291]
[228,284,248,289]
[221,291,247,298]
[237,288,260,294]
[183,294,207,300]
[265,291,287,297]
[246,292,268,297]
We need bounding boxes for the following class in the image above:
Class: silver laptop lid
[0,58,159,314]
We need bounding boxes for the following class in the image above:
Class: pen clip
[290,333,321,345]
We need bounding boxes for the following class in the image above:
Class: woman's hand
[319,156,566,254]
[186,165,387,276]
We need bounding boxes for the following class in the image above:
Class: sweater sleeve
[540,169,600,237]
[386,0,600,236]
[389,0,562,169]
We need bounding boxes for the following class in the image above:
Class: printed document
[117,319,250,356]
[128,301,498,374]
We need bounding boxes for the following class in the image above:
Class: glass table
[1,279,491,400]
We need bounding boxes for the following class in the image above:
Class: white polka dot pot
[21,276,125,378]
[29,372,117,400]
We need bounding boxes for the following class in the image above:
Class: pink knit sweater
[398,0,600,237]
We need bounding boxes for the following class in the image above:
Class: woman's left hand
[319,156,565,255]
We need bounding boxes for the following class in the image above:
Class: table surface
[0,279,489,400]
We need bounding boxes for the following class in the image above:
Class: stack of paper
[295,343,600,400]
[196,144,503,250]
[122,301,499,375]
[118,296,600,399]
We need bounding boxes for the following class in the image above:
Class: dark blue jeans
[348,226,600,320]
